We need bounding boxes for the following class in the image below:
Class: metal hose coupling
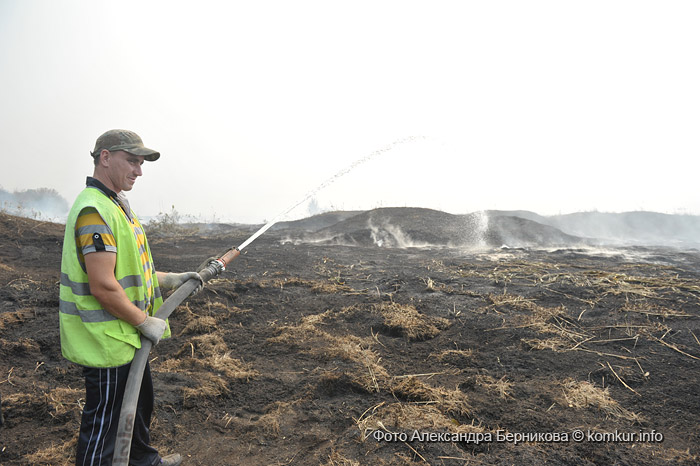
[197,259,226,283]
[206,259,227,275]
[197,248,240,282]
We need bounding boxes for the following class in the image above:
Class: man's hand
[135,316,167,345]
[158,272,204,296]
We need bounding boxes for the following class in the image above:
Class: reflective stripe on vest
[60,272,144,296]
[59,299,149,322]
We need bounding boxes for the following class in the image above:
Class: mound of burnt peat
[278,207,587,248]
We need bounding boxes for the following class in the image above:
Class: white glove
[159,272,204,296]
[135,316,167,345]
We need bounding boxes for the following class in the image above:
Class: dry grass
[240,276,354,294]
[176,351,258,402]
[633,443,700,464]
[471,256,699,358]
[490,260,558,286]
[0,337,41,355]
[490,292,590,349]
[210,400,302,438]
[373,302,450,341]
[0,307,34,330]
[582,269,700,299]
[429,349,473,365]
[620,302,693,319]
[487,293,574,336]
[267,312,331,346]
[323,451,361,466]
[522,337,571,352]
[179,300,251,336]
[4,391,43,416]
[255,400,299,437]
[475,375,513,400]
[329,337,389,392]
[270,311,389,392]
[421,264,483,296]
[486,293,542,313]
[561,378,642,423]
[504,279,696,360]
[310,280,355,294]
[174,333,229,358]
[470,259,700,312]
[6,277,42,292]
[525,304,584,340]
[157,334,258,403]
[46,387,84,418]
[180,375,229,401]
[180,315,218,335]
[4,386,83,420]
[204,300,229,311]
[0,259,14,272]
[356,402,485,442]
[269,308,470,418]
[390,376,470,416]
[204,351,257,380]
[484,260,697,294]
[23,435,77,466]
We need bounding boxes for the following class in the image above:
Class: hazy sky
[1,1,698,224]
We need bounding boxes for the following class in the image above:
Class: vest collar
[86,176,118,198]
[86,177,133,222]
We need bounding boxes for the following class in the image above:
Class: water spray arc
[113,136,421,464]
[238,136,422,250]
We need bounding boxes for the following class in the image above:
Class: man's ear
[98,149,110,167]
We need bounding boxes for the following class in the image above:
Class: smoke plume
[0,187,69,221]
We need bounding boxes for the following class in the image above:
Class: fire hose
[112,247,240,465]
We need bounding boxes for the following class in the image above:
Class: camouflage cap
[91,129,160,161]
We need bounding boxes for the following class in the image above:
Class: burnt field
[1,210,700,465]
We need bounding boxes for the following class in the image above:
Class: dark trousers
[76,362,159,466]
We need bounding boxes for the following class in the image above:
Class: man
[60,129,202,466]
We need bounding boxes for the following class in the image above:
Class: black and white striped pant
[76,362,159,466]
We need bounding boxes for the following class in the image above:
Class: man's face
[103,150,145,192]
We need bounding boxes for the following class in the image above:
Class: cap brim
[124,146,160,161]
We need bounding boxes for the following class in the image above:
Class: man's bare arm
[84,251,147,326]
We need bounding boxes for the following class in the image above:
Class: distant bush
[145,205,198,238]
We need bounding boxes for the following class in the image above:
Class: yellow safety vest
[59,186,169,367]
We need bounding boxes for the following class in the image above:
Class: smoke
[547,212,700,248]
[488,210,700,248]
[0,187,69,221]
[367,219,434,248]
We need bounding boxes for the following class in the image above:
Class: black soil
[1,211,699,465]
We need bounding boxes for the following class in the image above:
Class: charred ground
[1,210,700,465]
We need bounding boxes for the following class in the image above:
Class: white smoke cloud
[367,219,434,249]
[0,187,69,221]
